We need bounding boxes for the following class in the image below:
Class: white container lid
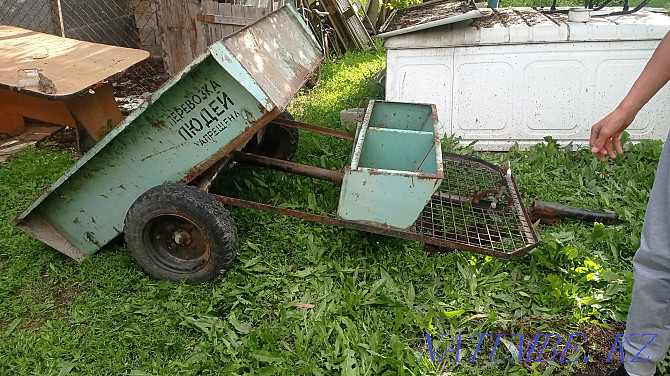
[384,7,670,49]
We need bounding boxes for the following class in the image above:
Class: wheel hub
[143,214,211,273]
[173,228,192,246]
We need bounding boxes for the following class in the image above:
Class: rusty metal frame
[423,152,538,255]
[212,122,538,259]
[271,117,355,140]
[195,118,351,190]
[507,172,539,247]
[211,193,534,258]
[230,151,344,184]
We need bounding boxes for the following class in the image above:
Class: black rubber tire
[124,184,237,283]
[243,111,299,160]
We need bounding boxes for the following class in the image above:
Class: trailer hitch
[529,201,619,225]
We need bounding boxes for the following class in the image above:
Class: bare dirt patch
[36,127,78,151]
[418,318,627,374]
[17,278,89,331]
[511,320,626,374]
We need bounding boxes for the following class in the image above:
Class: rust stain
[151,120,166,129]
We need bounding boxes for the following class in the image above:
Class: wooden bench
[0,26,149,143]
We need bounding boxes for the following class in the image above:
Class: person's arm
[591,31,670,161]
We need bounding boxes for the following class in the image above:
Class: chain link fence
[1,0,168,112]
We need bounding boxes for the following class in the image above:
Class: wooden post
[376,0,390,32]
[364,0,380,34]
[156,0,209,76]
[49,0,65,37]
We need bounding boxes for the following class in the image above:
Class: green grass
[0,45,667,375]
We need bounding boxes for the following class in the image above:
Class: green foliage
[0,47,666,375]
[291,41,386,129]
[384,0,422,10]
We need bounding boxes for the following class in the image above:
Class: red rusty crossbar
[271,118,355,140]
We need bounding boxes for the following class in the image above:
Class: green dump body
[338,101,443,229]
[12,6,323,260]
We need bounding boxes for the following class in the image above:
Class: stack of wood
[319,0,373,51]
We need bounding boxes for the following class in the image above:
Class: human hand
[590,108,636,161]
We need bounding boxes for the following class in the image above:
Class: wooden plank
[201,2,212,45]
[0,87,76,128]
[321,0,357,51]
[211,2,224,42]
[156,0,209,76]
[376,0,391,31]
[218,3,235,38]
[155,0,170,73]
[0,110,26,137]
[243,6,256,24]
[364,0,380,33]
[255,6,265,22]
[0,26,149,98]
[243,5,252,19]
[201,2,220,46]
[231,4,245,32]
[0,125,64,163]
[49,0,65,37]
[198,13,257,26]
[65,83,124,141]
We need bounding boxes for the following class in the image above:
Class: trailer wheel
[124,184,237,283]
[243,111,298,160]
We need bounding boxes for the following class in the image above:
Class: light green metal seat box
[11,6,322,261]
[338,100,443,229]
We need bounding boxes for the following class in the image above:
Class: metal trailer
[12,6,538,283]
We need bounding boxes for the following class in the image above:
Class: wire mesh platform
[414,153,537,257]
[215,149,538,259]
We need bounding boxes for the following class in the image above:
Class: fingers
[613,134,624,155]
[603,140,616,159]
[590,123,602,152]
[592,122,623,160]
[591,135,611,160]
[592,136,624,161]
[591,108,631,161]
[590,122,614,156]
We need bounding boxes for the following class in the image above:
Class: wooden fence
[157,0,281,76]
